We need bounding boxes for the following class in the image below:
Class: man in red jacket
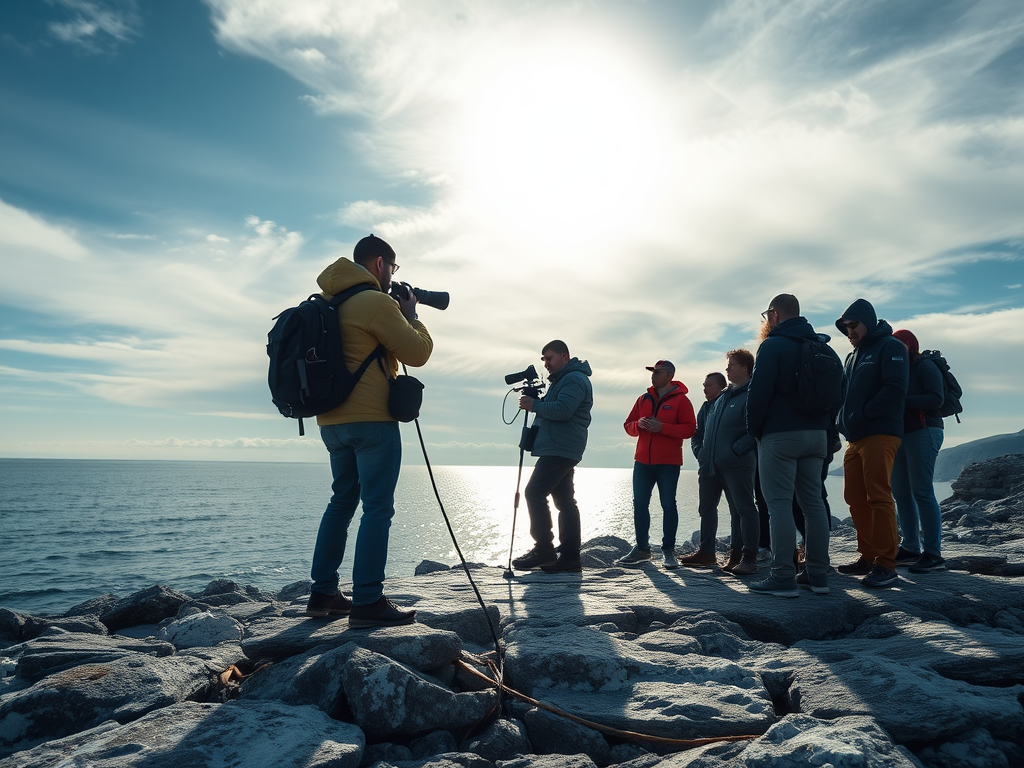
[618,360,697,568]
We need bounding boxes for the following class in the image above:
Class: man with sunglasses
[304,234,433,626]
[834,298,909,589]
[745,294,834,598]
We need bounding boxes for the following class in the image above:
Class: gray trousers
[757,430,830,582]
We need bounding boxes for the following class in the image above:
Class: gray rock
[0,699,364,768]
[371,754,494,768]
[62,594,119,618]
[341,647,498,738]
[794,611,1024,686]
[99,585,190,632]
[240,641,358,714]
[242,617,462,670]
[0,652,214,756]
[416,604,501,648]
[496,754,597,768]
[518,706,611,766]
[916,726,1012,768]
[504,624,773,740]
[278,580,312,601]
[464,718,531,761]
[10,630,175,681]
[363,742,415,767]
[410,729,459,758]
[158,611,243,649]
[787,657,1024,744]
[730,714,920,767]
[416,560,451,576]
[0,611,107,645]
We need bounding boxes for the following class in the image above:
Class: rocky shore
[2,454,1023,768]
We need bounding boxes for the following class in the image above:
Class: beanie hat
[892,329,919,356]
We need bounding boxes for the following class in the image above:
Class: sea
[0,459,952,616]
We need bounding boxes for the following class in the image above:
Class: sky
[1,0,1022,468]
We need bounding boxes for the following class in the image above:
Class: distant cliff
[934,428,1024,481]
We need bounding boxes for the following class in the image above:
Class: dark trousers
[525,456,582,555]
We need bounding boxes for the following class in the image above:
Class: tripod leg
[506,417,531,572]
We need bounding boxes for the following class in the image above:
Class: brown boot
[678,550,717,567]
[720,549,742,572]
[731,557,758,576]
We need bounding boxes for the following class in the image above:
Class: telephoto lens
[389,282,449,310]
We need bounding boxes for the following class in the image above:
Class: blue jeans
[757,430,830,582]
[891,427,944,557]
[310,422,402,606]
[632,462,680,551]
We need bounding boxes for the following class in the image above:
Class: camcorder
[389,281,450,310]
[505,364,546,399]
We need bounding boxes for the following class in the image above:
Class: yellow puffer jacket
[314,257,433,425]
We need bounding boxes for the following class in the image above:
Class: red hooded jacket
[623,381,697,466]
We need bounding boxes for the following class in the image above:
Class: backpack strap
[329,282,387,390]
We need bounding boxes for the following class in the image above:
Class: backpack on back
[789,336,845,416]
[919,350,963,422]
[267,284,383,435]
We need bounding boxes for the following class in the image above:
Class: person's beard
[756,319,771,345]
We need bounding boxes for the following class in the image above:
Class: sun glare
[452,37,677,246]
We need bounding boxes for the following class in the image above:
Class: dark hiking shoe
[730,557,758,576]
[796,571,830,594]
[862,565,899,589]
[895,546,921,567]
[909,553,946,573]
[305,590,352,617]
[678,550,717,567]
[747,577,799,598]
[837,557,873,575]
[512,546,558,570]
[615,546,652,566]
[348,596,416,628]
[720,549,742,572]
[542,553,582,573]
[662,550,679,569]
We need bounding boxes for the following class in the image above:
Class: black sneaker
[348,596,416,628]
[861,565,898,589]
[837,557,873,575]
[796,570,830,594]
[512,545,558,570]
[305,590,353,617]
[909,553,946,573]
[541,553,582,573]
[894,546,921,567]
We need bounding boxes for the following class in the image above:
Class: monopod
[501,366,545,579]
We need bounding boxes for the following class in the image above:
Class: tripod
[503,381,544,578]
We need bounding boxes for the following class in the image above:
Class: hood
[768,315,819,342]
[317,257,380,297]
[836,298,877,334]
[646,379,690,398]
[550,357,593,382]
[725,380,749,396]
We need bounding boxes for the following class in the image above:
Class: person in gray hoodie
[834,298,909,589]
[512,340,594,573]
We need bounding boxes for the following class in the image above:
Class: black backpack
[267,284,383,435]
[789,336,845,416]
[919,350,963,422]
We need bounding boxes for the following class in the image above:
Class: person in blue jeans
[305,235,433,626]
[890,329,946,573]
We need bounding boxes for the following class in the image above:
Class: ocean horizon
[0,458,951,616]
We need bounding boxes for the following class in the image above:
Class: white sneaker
[663,550,679,569]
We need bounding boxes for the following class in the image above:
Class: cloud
[48,0,141,51]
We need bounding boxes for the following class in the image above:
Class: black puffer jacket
[835,299,909,442]
[746,316,833,439]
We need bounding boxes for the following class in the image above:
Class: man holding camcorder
[512,340,594,573]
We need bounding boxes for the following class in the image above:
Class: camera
[389,281,450,310]
[505,364,545,398]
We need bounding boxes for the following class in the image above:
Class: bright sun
[452,36,678,246]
